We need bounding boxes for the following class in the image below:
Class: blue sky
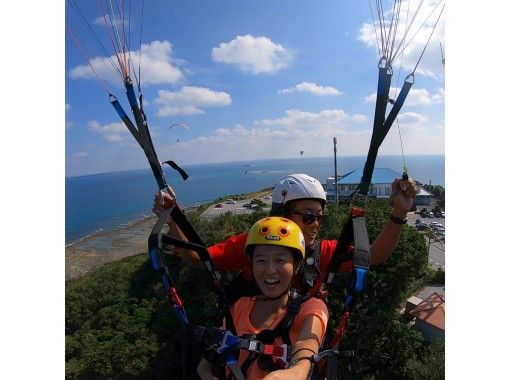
[65,0,445,177]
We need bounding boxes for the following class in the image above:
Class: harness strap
[189,325,291,380]
[351,207,370,293]
[238,293,308,377]
[328,207,370,350]
[302,240,321,291]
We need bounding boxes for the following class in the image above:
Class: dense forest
[66,199,444,379]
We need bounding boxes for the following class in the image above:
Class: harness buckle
[216,330,241,354]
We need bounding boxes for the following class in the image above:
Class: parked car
[441,211,445,218]
[214,203,223,208]
[242,203,251,208]
[415,218,423,225]
[415,223,429,231]
[225,199,236,204]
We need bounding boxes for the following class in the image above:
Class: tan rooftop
[409,292,445,331]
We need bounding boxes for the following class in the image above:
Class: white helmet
[271,174,326,211]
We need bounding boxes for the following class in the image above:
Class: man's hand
[389,177,418,218]
[152,187,176,216]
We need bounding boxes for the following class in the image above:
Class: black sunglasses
[291,211,326,225]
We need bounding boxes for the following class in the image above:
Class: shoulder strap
[301,240,322,291]
[257,292,309,345]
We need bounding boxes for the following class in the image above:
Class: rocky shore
[65,189,272,281]
[65,215,157,280]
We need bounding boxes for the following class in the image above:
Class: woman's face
[252,245,295,298]
[287,199,324,248]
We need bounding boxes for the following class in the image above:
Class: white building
[324,168,402,201]
[324,167,432,205]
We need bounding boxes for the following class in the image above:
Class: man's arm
[153,191,249,271]
[153,191,204,268]
[369,177,418,265]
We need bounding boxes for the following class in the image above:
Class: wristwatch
[389,214,408,224]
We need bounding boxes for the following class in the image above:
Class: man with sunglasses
[153,173,417,297]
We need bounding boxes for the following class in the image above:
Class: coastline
[65,215,157,280]
[65,188,272,280]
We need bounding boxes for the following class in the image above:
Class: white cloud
[352,114,368,122]
[153,105,443,165]
[65,103,71,112]
[74,152,89,158]
[279,82,343,96]
[93,15,123,28]
[88,120,131,142]
[365,87,444,106]
[69,40,183,85]
[377,113,444,156]
[211,34,293,74]
[256,109,365,130]
[154,86,232,117]
[358,0,445,79]
[396,111,428,125]
[65,120,74,130]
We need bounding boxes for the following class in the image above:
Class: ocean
[65,155,444,244]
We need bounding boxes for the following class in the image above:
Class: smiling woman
[197,216,329,380]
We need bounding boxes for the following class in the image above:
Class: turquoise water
[65,155,444,244]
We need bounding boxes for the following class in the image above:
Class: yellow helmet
[245,217,305,260]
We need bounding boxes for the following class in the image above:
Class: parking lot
[407,211,445,270]
[201,195,272,219]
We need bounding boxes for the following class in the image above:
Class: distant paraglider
[299,150,304,161]
[169,123,190,131]
[169,123,190,142]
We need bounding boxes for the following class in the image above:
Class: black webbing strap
[302,240,321,290]
[326,354,338,380]
[110,75,240,378]
[156,211,236,331]
[359,63,414,196]
[359,61,393,195]
[377,74,414,147]
[257,293,309,345]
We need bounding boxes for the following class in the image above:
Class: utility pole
[333,137,338,203]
